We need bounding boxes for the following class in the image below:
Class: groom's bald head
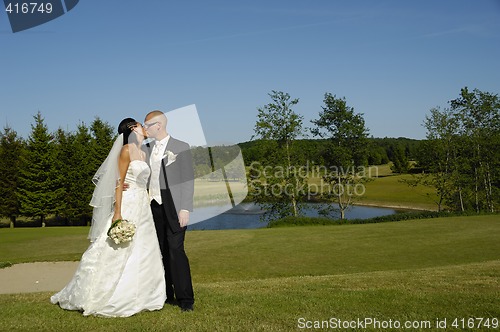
[145,110,168,139]
[145,110,167,126]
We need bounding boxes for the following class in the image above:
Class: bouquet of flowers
[107,219,136,244]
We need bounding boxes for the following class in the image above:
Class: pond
[188,202,400,231]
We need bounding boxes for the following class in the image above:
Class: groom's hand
[178,210,189,227]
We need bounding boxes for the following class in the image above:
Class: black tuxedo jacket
[148,137,194,233]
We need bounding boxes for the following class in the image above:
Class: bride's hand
[113,213,123,222]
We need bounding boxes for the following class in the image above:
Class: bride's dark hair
[118,118,139,145]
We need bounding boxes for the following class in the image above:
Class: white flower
[107,219,136,244]
[162,150,177,166]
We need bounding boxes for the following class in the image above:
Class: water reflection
[188,202,397,230]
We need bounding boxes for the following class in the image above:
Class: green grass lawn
[358,174,437,210]
[1,215,499,331]
[305,163,439,211]
[0,227,90,264]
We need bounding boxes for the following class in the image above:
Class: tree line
[412,87,500,212]
[0,114,245,227]
[0,113,116,227]
[246,88,499,220]
[1,87,498,226]
[240,137,420,171]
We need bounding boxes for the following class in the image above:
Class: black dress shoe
[180,304,194,312]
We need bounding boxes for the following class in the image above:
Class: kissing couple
[51,110,195,316]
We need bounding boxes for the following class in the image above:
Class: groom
[144,110,195,312]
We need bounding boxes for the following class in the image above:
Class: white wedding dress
[51,160,166,317]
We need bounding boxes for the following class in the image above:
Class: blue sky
[1,0,499,144]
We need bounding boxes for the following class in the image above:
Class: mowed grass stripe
[0,260,498,331]
[1,215,499,284]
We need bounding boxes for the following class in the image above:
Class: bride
[51,118,166,317]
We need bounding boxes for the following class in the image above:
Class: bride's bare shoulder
[119,144,131,162]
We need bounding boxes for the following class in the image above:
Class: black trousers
[151,200,194,306]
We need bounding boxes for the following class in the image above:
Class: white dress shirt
[149,135,170,204]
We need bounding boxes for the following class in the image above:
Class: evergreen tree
[86,118,115,226]
[53,119,114,225]
[71,123,95,224]
[89,117,115,173]
[0,127,24,227]
[17,112,58,225]
[52,128,76,223]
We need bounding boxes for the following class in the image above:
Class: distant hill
[237,137,422,166]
